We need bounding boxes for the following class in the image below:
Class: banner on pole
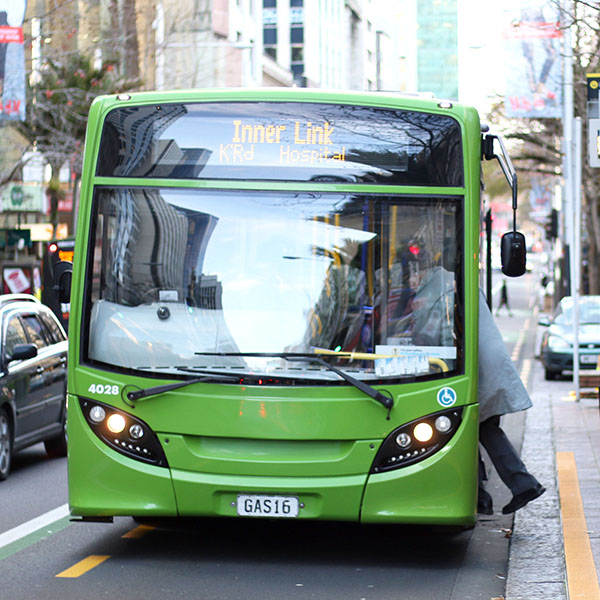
[0,1,27,122]
[503,1,563,119]
[529,177,554,221]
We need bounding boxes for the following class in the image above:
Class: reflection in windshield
[86,188,462,381]
[97,102,463,186]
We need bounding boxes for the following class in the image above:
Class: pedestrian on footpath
[496,279,513,317]
[477,289,545,515]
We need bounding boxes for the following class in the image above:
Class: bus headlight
[413,422,434,443]
[89,405,106,423]
[434,415,452,433]
[107,413,126,433]
[80,398,168,467]
[395,433,411,448]
[129,424,144,439]
[371,407,463,473]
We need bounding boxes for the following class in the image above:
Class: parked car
[0,294,68,480]
[539,295,600,380]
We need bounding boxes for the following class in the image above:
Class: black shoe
[477,500,493,515]
[502,485,546,514]
[477,488,493,515]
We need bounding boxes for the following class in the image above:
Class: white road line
[0,504,70,549]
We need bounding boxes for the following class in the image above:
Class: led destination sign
[219,119,347,165]
[98,101,464,186]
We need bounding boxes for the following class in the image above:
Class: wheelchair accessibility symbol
[437,387,457,407]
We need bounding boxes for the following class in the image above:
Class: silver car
[0,294,68,479]
[539,295,600,380]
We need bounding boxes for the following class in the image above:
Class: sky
[0,0,26,26]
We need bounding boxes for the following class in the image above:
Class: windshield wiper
[194,352,394,411]
[126,370,240,402]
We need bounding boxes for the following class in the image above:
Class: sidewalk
[506,358,600,599]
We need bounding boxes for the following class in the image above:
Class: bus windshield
[85,187,463,382]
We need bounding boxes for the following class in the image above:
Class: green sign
[10,185,24,206]
[0,183,45,212]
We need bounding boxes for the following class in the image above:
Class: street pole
[562,0,580,400]
[572,117,582,398]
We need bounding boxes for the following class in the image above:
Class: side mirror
[52,260,73,304]
[10,343,38,362]
[501,231,526,277]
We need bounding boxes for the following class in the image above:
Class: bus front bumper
[68,400,478,525]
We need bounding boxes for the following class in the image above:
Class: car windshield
[554,299,600,326]
[84,187,463,382]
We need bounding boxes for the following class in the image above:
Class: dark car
[539,295,600,380]
[0,294,68,480]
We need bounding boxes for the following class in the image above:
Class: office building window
[290,26,303,43]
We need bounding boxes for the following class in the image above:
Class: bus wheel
[0,408,13,480]
[45,414,68,458]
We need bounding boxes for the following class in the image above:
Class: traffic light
[545,208,558,240]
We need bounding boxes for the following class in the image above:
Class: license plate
[237,494,299,518]
[580,354,599,364]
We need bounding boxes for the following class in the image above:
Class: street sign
[587,74,600,167]
[587,73,600,102]
[0,182,45,212]
[588,118,600,168]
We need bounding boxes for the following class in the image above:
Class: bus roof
[90,88,477,118]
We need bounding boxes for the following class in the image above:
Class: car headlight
[547,334,571,350]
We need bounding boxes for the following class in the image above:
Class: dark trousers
[478,415,540,499]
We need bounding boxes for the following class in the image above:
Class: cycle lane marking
[0,503,154,575]
[0,504,71,560]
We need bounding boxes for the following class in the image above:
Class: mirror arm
[482,134,519,228]
[483,133,526,277]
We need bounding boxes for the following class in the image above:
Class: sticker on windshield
[437,387,457,407]
[374,345,456,377]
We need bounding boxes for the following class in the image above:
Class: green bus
[58,89,524,525]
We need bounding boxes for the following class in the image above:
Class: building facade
[416,0,458,100]
[3,0,404,252]
[263,0,382,90]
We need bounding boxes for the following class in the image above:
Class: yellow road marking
[557,451,600,600]
[520,358,532,385]
[56,554,110,578]
[122,524,155,539]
